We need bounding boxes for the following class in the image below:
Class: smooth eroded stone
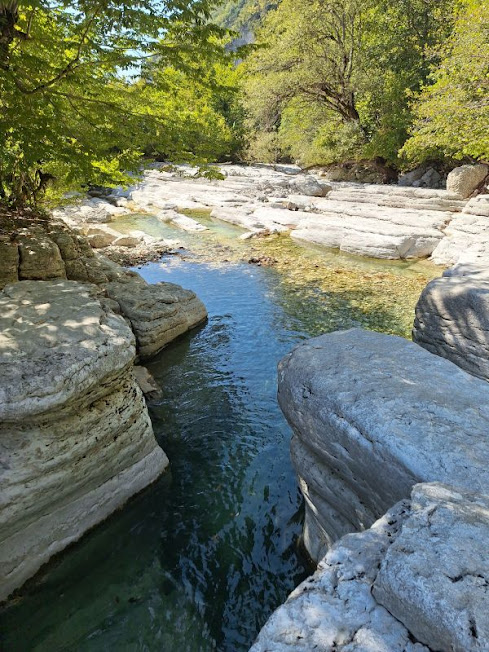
[289,201,449,259]
[0,280,169,600]
[278,328,489,561]
[374,483,489,651]
[105,278,207,359]
[431,211,489,267]
[413,273,489,381]
[251,500,429,652]
[446,164,488,199]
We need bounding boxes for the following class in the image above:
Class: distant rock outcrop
[0,280,169,601]
[446,164,488,199]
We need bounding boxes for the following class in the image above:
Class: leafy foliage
[241,0,455,166]
[402,0,489,163]
[0,1,238,206]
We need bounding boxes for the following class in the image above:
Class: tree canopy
[402,0,489,164]
[0,1,236,206]
[241,0,456,166]
[0,0,486,208]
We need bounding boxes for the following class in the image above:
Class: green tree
[402,0,489,164]
[241,0,454,166]
[0,1,230,207]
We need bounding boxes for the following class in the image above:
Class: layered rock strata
[252,483,489,651]
[0,219,207,359]
[413,266,489,381]
[0,280,169,601]
[55,164,488,262]
[278,328,489,562]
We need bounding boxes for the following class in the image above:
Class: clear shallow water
[0,215,442,651]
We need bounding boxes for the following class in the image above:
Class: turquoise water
[0,214,441,651]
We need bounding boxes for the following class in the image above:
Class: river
[0,213,441,651]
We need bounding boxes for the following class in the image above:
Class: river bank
[1,163,488,650]
[0,201,442,649]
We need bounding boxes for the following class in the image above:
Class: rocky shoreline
[53,162,489,267]
[0,215,207,601]
[1,162,488,648]
[249,161,489,651]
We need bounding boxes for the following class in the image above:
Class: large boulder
[290,176,331,197]
[251,500,426,652]
[373,483,489,651]
[446,164,488,199]
[17,228,66,280]
[252,482,489,651]
[0,280,169,601]
[413,271,489,381]
[105,277,207,360]
[278,328,489,562]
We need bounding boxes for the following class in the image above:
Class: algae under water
[0,212,442,651]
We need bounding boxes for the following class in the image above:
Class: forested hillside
[241,0,488,168]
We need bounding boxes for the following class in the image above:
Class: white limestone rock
[373,483,489,652]
[463,193,489,217]
[250,501,429,652]
[105,276,207,360]
[53,198,130,226]
[446,164,488,199]
[290,201,449,259]
[2,220,207,359]
[278,328,489,562]
[0,280,169,601]
[158,209,208,232]
[431,212,489,267]
[290,176,331,197]
[413,272,489,381]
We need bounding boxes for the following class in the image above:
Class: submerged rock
[278,328,489,562]
[0,280,169,601]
